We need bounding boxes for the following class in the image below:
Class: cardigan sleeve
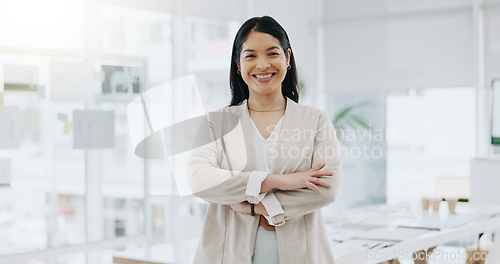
[186,114,266,205]
[272,110,342,222]
[262,191,285,226]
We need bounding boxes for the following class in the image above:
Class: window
[326,92,387,212]
[386,88,476,202]
[0,0,84,51]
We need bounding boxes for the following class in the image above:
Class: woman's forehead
[242,31,282,51]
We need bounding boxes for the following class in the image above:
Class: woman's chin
[249,88,281,97]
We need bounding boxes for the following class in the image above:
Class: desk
[112,238,198,264]
[113,203,500,264]
[329,202,500,264]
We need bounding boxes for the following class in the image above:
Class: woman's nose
[256,58,270,70]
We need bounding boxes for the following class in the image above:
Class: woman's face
[238,31,291,98]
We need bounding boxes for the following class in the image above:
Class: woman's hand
[230,202,269,216]
[230,202,252,215]
[262,162,333,194]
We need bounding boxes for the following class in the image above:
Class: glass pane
[17,251,86,264]
[0,88,86,254]
[99,104,145,194]
[186,17,236,71]
[386,88,476,202]
[149,196,204,243]
[98,4,173,86]
[0,189,49,254]
[103,198,144,239]
[53,195,85,247]
[326,92,387,212]
[99,103,145,239]
[185,17,239,110]
[0,0,84,50]
[149,159,177,196]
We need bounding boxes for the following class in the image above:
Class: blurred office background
[0,0,499,263]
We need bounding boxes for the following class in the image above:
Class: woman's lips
[252,73,276,83]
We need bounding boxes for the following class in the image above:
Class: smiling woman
[187,16,342,264]
[237,31,291,99]
[229,16,299,107]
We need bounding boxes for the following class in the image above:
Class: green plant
[331,101,372,142]
[295,67,310,98]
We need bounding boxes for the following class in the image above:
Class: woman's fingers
[310,170,334,177]
[305,181,322,194]
[309,178,332,188]
[308,162,326,172]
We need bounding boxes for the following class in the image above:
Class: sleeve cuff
[262,191,285,226]
[245,171,268,204]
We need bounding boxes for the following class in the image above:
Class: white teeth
[255,73,273,79]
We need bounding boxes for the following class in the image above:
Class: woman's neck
[247,93,286,111]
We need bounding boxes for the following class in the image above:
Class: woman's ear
[287,49,291,65]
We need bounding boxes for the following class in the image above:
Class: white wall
[324,0,473,19]
[323,0,475,92]
[470,159,500,204]
[322,0,500,159]
[100,0,246,20]
[484,5,500,85]
[479,1,500,157]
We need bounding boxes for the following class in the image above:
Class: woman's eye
[269,52,279,56]
[245,54,255,58]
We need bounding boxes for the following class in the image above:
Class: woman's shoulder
[204,102,245,127]
[205,101,249,122]
[293,102,322,113]
[206,107,240,117]
[288,99,330,120]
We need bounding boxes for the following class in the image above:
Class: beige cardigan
[187,97,342,264]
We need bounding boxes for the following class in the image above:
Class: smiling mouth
[252,73,276,83]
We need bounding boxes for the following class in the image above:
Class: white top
[245,115,286,226]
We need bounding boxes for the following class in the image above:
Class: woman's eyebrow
[243,46,280,53]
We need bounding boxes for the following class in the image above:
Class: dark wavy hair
[229,16,299,106]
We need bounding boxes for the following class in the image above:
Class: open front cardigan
[187,97,342,264]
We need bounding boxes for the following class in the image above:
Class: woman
[187,16,342,264]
